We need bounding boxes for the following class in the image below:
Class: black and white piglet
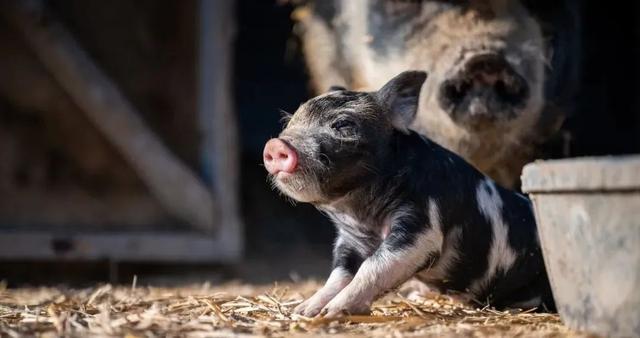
[263,71,554,318]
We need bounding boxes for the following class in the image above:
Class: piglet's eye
[331,120,356,135]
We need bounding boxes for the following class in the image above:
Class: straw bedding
[0,280,588,337]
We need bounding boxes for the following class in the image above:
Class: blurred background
[0,0,638,286]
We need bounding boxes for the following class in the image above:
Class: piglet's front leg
[321,223,437,318]
[294,236,366,317]
[319,253,414,318]
[293,268,352,317]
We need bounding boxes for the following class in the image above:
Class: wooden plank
[0,231,240,262]
[0,0,217,233]
[198,0,243,257]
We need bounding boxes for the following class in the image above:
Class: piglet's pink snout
[263,138,298,175]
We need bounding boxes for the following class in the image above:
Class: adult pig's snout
[438,53,530,127]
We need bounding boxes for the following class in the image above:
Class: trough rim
[521,155,640,193]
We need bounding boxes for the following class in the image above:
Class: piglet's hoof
[293,299,325,318]
[319,307,349,319]
[320,299,371,319]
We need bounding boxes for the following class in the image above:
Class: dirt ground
[0,281,593,338]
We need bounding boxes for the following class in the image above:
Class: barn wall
[0,1,199,230]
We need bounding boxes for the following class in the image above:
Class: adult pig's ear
[375,71,427,133]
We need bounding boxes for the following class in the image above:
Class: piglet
[263,71,554,318]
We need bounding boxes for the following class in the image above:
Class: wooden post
[0,231,240,262]
[1,0,218,232]
[198,0,243,258]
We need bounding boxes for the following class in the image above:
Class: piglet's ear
[327,85,347,92]
[375,71,427,133]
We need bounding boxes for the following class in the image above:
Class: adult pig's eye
[331,120,357,136]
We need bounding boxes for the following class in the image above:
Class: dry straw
[0,280,589,337]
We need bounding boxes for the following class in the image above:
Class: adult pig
[294,0,580,188]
